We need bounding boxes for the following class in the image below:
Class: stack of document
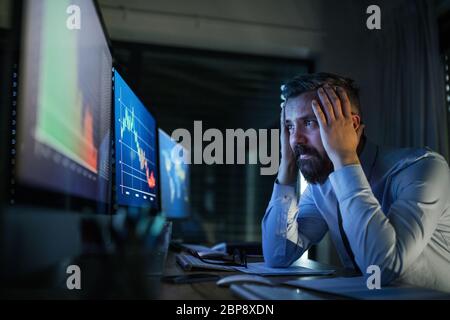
[230,283,327,300]
[230,277,450,300]
[176,254,335,276]
[235,262,335,276]
[284,277,450,300]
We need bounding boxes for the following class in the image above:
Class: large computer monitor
[158,129,191,219]
[114,70,159,211]
[15,0,112,208]
[1,0,113,278]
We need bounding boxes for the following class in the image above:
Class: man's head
[281,73,362,184]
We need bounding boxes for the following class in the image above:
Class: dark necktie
[337,202,362,275]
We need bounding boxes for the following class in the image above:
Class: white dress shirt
[262,140,450,292]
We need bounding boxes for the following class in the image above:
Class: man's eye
[305,120,315,127]
[286,124,294,130]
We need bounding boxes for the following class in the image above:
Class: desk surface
[1,250,345,299]
[157,251,345,300]
[3,250,448,300]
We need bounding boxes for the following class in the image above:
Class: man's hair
[281,72,362,116]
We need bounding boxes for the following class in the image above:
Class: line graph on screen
[117,86,157,201]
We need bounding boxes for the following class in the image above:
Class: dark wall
[112,41,312,242]
[439,9,450,161]
[0,27,15,209]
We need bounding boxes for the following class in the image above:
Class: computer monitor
[1,0,113,279]
[158,129,191,219]
[15,0,112,208]
[114,70,159,211]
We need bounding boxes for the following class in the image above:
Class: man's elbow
[262,236,304,268]
[263,253,292,268]
[262,244,295,268]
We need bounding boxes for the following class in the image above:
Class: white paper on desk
[285,277,450,300]
[230,284,326,300]
[233,262,335,276]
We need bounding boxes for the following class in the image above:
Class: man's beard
[294,145,333,185]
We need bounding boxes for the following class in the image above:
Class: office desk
[157,250,345,300]
[1,251,344,299]
[3,250,448,300]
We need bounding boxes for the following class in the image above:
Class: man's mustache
[294,145,321,159]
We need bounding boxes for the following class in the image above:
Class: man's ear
[351,114,361,131]
[352,114,365,140]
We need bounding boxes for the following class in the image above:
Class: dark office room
[1,0,450,308]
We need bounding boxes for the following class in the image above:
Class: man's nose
[292,127,307,145]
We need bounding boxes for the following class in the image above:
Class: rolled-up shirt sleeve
[329,155,450,285]
[262,182,328,267]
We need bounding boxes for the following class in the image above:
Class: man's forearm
[329,160,447,285]
[262,183,304,267]
[262,182,328,268]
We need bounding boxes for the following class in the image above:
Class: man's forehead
[285,92,317,118]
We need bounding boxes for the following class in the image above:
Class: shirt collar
[358,138,379,181]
